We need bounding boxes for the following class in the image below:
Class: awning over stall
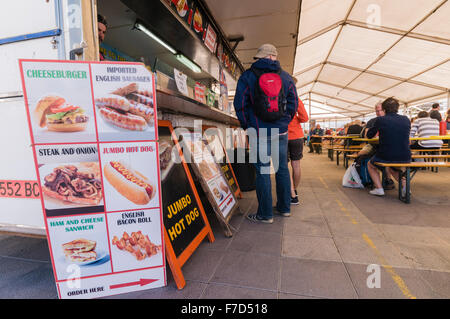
[294,0,450,120]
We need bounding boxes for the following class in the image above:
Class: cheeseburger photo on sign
[34,95,89,132]
[30,94,96,144]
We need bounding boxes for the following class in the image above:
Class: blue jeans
[251,132,290,219]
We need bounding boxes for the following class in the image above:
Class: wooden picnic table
[353,136,450,143]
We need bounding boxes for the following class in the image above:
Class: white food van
[0,0,98,235]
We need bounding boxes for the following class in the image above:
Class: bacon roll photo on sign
[103,161,156,205]
[95,83,154,131]
[34,95,89,132]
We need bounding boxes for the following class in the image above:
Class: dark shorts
[288,138,304,161]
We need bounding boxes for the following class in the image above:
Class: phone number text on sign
[0,180,40,199]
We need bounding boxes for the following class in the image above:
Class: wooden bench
[332,147,362,167]
[374,161,450,203]
[346,154,450,169]
[411,148,450,153]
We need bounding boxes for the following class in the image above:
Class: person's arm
[410,121,419,137]
[297,99,309,123]
[286,77,298,119]
[233,75,251,130]
[366,118,379,139]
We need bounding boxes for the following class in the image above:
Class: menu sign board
[19,59,165,299]
[158,121,214,289]
[203,127,241,198]
[181,132,238,237]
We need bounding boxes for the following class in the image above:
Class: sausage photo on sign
[94,82,154,131]
[103,160,156,205]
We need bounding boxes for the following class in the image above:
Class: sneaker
[290,196,299,205]
[369,188,385,196]
[273,207,291,217]
[246,213,273,224]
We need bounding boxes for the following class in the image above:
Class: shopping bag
[342,163,364,189]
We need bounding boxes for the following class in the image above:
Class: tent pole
[309,92,312,131]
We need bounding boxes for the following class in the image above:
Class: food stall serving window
[96,0,242,118]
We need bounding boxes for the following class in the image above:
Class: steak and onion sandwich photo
[104,161,156,205]
[42,163,103,206]
[34,95,89,132]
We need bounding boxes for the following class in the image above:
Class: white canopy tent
[294,0,450,124]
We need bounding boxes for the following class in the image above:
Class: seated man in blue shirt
[366,97,411,197]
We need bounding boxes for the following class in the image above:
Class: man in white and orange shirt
[287,95,309,205]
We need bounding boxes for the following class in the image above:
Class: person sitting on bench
[308,124,324,154]
[366,97,411,197]
[410,111,442,151]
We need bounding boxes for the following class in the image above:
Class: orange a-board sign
[19,59,165,298]
[158,120,215,289]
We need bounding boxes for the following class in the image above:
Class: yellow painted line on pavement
[336,200,358,224]
[362,234,417,299]
[335,199,416,299]
[318,177,329,189]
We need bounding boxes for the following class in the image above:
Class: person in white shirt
[410,111,442,149]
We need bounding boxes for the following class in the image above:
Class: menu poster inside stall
[194,82,206,104]
[219,67,229,113]
[170,0,193,25]
[174,68,189,97]
[204,23,218,54]
[191,3,207,41]
[181,132,238,237]
[19,59,165,299]
[158,121,214,289]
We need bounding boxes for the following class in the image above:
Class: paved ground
[1,151,449,299]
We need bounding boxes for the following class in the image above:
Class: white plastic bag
[342,163,364,189]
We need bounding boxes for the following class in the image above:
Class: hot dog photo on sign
[99,141,160,212]
[90,64,157,142]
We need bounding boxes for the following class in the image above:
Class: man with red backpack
[234,44,298,223]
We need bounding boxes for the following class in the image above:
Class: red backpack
[251,68,287,122]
